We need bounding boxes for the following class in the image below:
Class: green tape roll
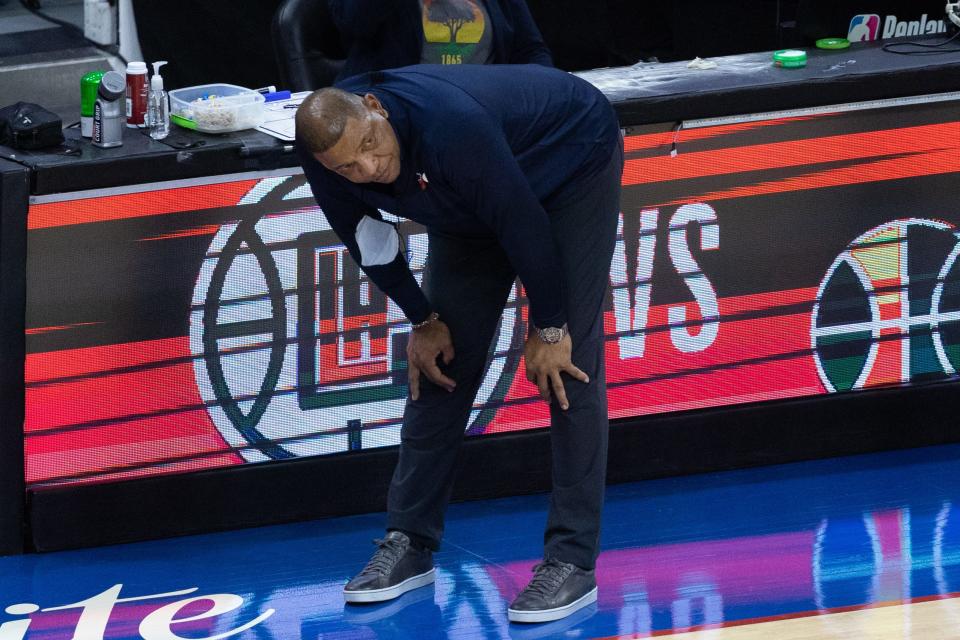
[816,37,851,50]
[773,49,807,69]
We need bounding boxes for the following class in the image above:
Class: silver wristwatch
[537,324,568,344]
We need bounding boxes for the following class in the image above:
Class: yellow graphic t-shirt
[420,0,494,65]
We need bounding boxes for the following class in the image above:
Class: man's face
[314,94,401,184]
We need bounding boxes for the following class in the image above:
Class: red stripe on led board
[28,180,258,230]
[23,288,827,482]
[622,122,960,186]
[624,116,824,153]
[24,337,241,484]
[484,287,825,434]
[137,224,223,242]
[25,322,102,336]
[26,430,240,486]
[25,336,215,436]
[659,147,960,206]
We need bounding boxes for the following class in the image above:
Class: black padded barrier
[0,160,28,555]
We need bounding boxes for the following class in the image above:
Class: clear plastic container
[169,84,265,133]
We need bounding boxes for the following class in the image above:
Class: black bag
[0,102,64,150]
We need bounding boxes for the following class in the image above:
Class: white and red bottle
[125,61,148,127]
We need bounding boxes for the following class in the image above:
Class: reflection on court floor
[3,443,960,639]
[650,596,960,639]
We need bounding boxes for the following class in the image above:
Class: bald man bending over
[296,63,622,624]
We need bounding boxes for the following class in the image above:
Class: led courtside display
[24,97,960,486]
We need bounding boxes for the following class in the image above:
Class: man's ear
[363,93,388,119]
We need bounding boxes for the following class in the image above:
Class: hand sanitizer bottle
[147,61,170,140]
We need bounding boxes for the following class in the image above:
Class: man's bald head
[296,87,370,154]
[297,87,402,184]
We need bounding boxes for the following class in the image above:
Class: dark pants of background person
[387,142,624,571]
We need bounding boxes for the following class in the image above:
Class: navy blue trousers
[387,143,623,570]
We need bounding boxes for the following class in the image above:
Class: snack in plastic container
[169,84,265,133]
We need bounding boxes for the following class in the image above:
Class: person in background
[296,62,622,624]
[328,0,552,81]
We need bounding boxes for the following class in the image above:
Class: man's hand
[407,320,456,400]
[524,333,589,411]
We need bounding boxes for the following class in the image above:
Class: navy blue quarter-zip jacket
[328,0,552,82]
[298,64,620,329]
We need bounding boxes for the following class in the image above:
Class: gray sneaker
[507,559,597,623]
[343,531,435,603]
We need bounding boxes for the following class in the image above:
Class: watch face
[540,327,563,343]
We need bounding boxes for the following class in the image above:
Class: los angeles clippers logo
[189,174,524,461]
